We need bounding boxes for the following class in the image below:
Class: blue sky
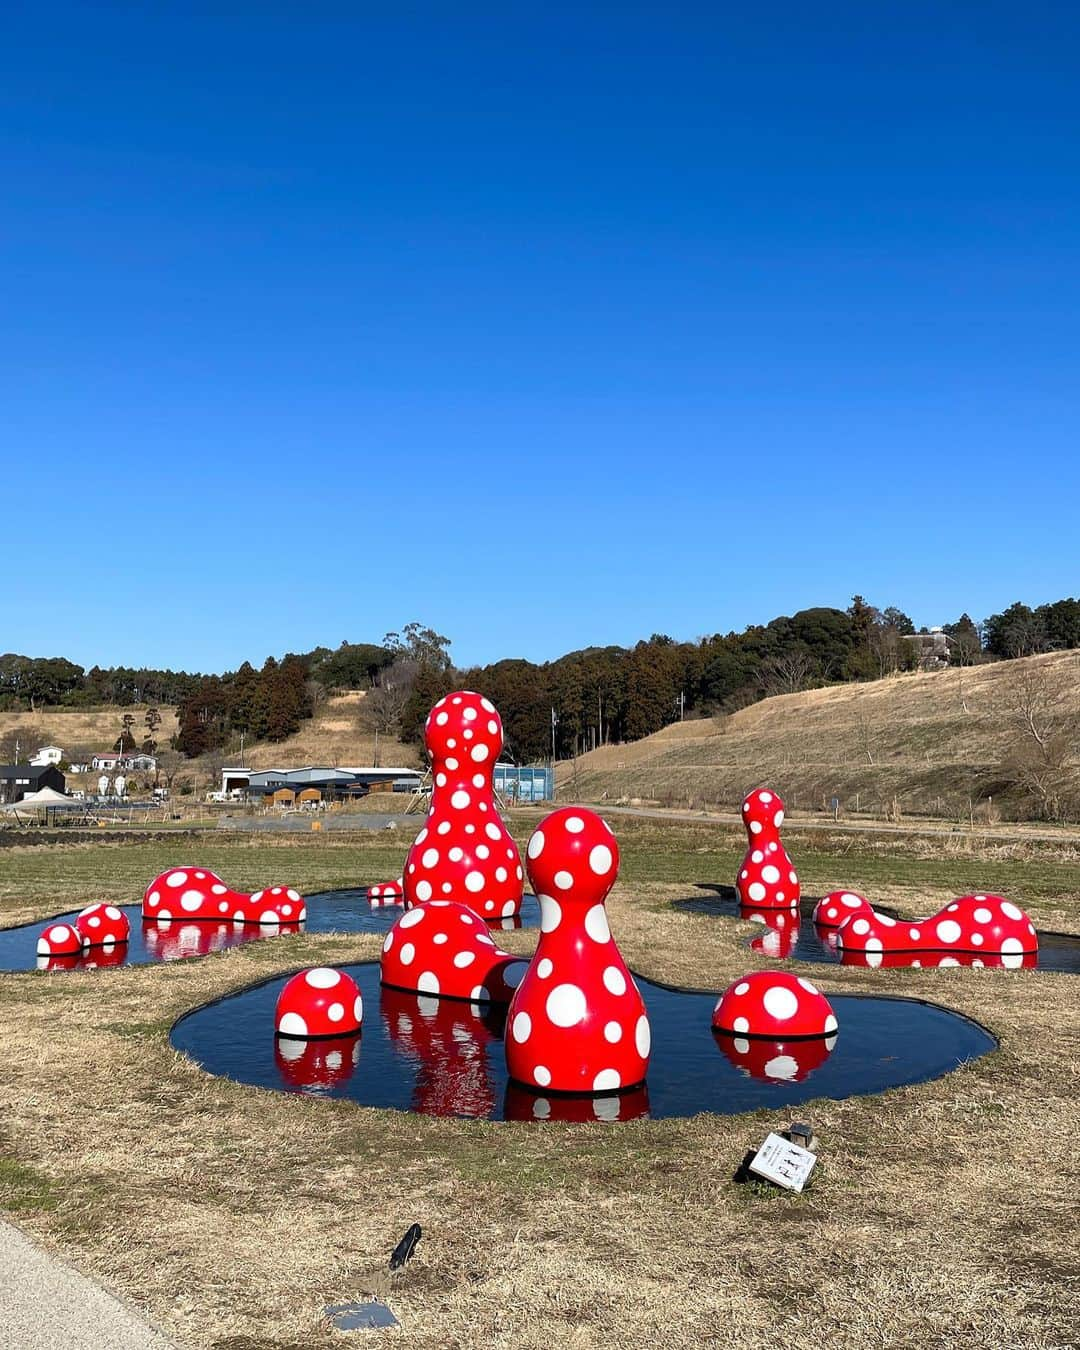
[3,3,1078,673]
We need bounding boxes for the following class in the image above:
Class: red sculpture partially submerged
[75,903,130,948]
[736,789,799,909]
[367,879,404,905]
[142,868,306,926]
[711,970,837,1040]
[505,806,650,1095]
[812,891,874,929]
[36,922,85,959]
[380,899,525,1003]
[275,967,364,1039]
[836,894,1038,967]
[403,692,524,920]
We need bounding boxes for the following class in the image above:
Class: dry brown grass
[0,821,1078,1348]
[0,704,179,756]
[222,691,419,772]
[563,651,1080,822]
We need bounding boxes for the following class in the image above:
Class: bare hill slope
[560,651,1080,821]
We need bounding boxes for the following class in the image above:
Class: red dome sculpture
[275,1033,361,1092]
[714,1030,836,1082]
[736,789,800,909]
[275,968,364,1038]
[503,1081,651,1123]
[711,970,837,1040]
[812,891,873,929]
[367,879,404,905]
[836,894,1038,967]
[403,692,524,920]
[36,922,86,959]
[744,906,800,960]
[380,899,525,1002]
[142,868,306,925]
[505,807,650,1095]
[75,903,130,948]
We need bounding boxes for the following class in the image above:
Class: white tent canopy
[0,786,84,815]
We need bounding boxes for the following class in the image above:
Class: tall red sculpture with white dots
[504,806,650,1095]
[403,691,524,920]
[736,787,800,909]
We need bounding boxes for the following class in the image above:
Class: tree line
[2,596,1076,763]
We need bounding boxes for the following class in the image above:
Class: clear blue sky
[3,3,1077,673]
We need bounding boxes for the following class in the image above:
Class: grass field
[1,817,1078,1348]
[563,650,1080,822]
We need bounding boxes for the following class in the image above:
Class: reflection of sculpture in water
[503,1080,650,1123]
[275,1034,361,1093]
[380,985,505,1119]
[744,906,800,959]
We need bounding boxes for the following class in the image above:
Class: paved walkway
[0,1220,178,1349]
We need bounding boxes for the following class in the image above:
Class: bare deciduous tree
[1001,663,1076,819]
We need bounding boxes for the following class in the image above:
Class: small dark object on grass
[389,1223,422,1271]
[786,1121,817,1151]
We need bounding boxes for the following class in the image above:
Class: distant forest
[1,596,1077,763]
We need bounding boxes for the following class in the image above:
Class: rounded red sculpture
[380,899,525,1003]
[142,868,306,925]
[736,789,800,909]
[367,879,404,905]
[714,1029,836,1082]
[505,806,650,1095]
[836,893,1038,967]
[75,903,130,948]
[812,890,873,929]
[275,967,364,1038]
[403,692,524,920]
[711,970,837,1040]
[36,922,86,959]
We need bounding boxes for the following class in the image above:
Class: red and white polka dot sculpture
[403,691,524,920]
[75,903,130,948]
[505,807,651,1095]
[367,879,404,905]
[736,788,799,909]
[275,967,363,1039]
[380,900,524,1002]
[711,970,837,1040]
[836,894,1038,968]
[812,891,874,929]
[36,922,86,959]
[142,867,306,926]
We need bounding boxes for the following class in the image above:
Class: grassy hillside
[559,650,1080,822]
[0,692,418,777]
[240,691,419,770]
[0,704,179,760]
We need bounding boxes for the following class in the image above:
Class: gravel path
[0,1220,179,1349]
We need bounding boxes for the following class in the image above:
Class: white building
[91,751,158,773]
[30,745,64,766]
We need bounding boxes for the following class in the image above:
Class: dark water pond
[169,961,996,1122]
[672,888,1080,974]
[0,889,540,972]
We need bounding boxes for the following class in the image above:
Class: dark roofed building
[0,763,66,804]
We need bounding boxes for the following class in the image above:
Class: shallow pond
[169,961,996,1122]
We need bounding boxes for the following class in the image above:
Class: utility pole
[550,707,558,770]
